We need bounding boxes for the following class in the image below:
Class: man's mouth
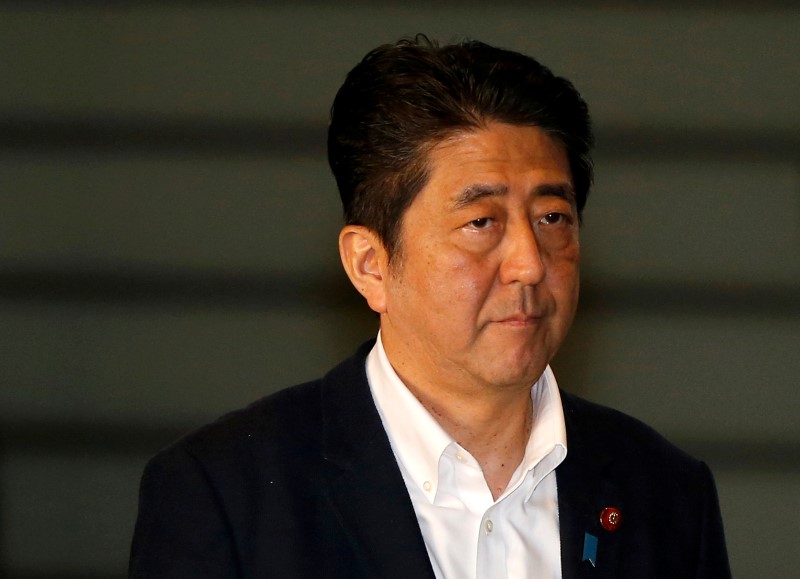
[496,313,544,325]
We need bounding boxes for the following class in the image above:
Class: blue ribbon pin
[582,532,598,567]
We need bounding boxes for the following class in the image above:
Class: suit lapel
[558,391,624,579]
[319,344,436,579]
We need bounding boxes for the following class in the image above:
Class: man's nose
[498,223,546,286]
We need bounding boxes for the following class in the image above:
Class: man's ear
[338,225,389,314]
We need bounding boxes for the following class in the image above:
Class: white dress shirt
[366,334,568,579]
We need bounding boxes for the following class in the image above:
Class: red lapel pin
[600,507,622,532]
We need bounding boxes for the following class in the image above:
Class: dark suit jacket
[130,341,730,578]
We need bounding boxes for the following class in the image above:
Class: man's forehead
[408,122,576,217]
[427,123,569,168]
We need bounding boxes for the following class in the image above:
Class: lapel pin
[582,532,598,567]
[600,507,622,531]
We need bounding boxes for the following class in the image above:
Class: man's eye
[468,217,493,229]
[540,212,567,225]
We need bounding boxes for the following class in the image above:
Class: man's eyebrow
[452,184,508,209]
[537,183,577,203]
[452,182,576,209]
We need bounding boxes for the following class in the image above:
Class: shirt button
[484,519,494,534]
[456,452,465,462]
[423,481,432,492]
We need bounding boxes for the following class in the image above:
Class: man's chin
[477,357,548,391]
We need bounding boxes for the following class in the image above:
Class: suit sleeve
[129,445,241,578]
[696,462,731,579]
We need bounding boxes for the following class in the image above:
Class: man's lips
[494,313,545,325]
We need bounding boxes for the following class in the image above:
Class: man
[130,36,730,578]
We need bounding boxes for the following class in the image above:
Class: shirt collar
[514,364,567,501]
[366,332,567,503]
[367,333,453,500]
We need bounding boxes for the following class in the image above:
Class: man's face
[378,122,580,397]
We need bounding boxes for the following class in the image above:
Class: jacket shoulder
[183,378,323,454]
[150,339,374,473]
[560,389,705,474]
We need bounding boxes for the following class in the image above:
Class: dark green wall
[1,4,798,577]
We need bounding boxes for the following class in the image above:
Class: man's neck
[399,373,534,501]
